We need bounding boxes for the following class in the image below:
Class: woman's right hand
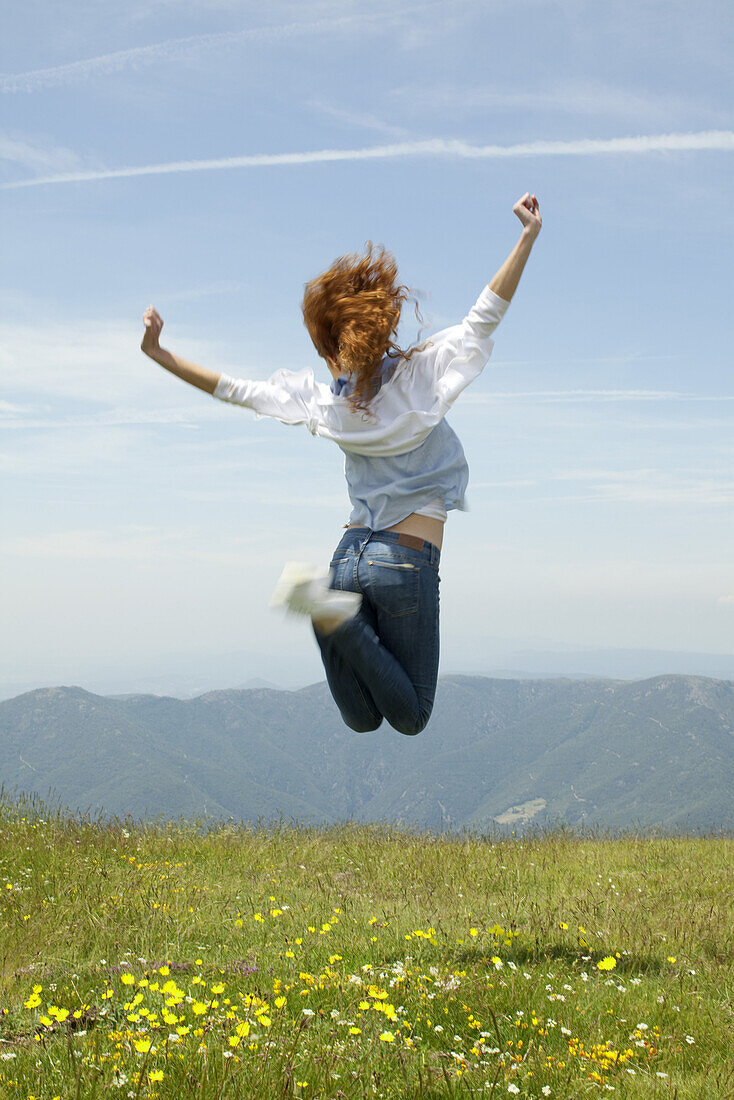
[141,305,163,355]
[513,193,542,239]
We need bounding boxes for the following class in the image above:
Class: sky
[2,0,733,697]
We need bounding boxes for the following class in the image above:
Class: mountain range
[1,675,732,832]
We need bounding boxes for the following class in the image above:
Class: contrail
[4,130,733,190]
[0,15,384,94]
[467,389,734,403]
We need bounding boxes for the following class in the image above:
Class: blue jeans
[312,527,441,736]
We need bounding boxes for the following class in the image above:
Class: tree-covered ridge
[0,675,732,830]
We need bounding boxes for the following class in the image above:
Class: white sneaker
[270,562,361,623]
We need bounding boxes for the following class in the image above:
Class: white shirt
[212,285,510,458]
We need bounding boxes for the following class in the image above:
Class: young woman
[141,192,541,736]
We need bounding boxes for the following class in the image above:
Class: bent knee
[345,715,383,734]
[392,710,432,737]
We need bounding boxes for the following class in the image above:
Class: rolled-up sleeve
[213,368,318,430]
[424,286,511,407]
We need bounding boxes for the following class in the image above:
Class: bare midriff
[347,512,444,551]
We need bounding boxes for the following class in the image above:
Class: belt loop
[355,528,373,567]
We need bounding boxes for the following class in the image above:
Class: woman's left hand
[141,305,164,354]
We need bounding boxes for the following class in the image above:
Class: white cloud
[548,468,734,506]
[0,316,262,404]
[717,595,734,606]
[0,524,342,581]
[1,24,319,95]
[0,413,305,483]
[471,464,734,507]
[0,399,32,416]
[0,311,337,497]
[4,130,733,190]
[304,99,417,140]
[1,7,420,95]
[463,389,734,404]
[0,407,206,430]
[0,526,268,564]
[0,132,86,174]
[495,354,679,367]
[161,281,250,303]
[2,527,185,560]
[390,78,730,126]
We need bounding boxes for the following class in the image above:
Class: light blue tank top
[331,360,469,529]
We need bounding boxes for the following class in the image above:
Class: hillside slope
[1,676,731,830]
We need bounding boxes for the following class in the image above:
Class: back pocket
[366,559,420,617]
[329,556,354,592]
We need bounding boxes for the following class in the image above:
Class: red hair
[301,242,426,415]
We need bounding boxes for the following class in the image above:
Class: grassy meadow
[0,794,732,1099]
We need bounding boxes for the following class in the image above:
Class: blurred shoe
[270,562,361,623]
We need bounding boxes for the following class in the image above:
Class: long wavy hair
[301,242,427,415]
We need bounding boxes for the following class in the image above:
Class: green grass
[0,793,732,1099]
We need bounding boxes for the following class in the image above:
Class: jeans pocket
[329,557,357,593]
[366,559,420,617]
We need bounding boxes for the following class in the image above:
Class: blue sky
[2,0,733,696]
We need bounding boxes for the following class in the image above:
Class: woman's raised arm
[488,193,542,302]
[141,306,221,394]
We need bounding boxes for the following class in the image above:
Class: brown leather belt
[396,532,430,552]
[345,526,435,553]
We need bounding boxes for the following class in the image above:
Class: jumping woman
[141,192,542,736]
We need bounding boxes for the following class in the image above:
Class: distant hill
[1,676,732,832]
